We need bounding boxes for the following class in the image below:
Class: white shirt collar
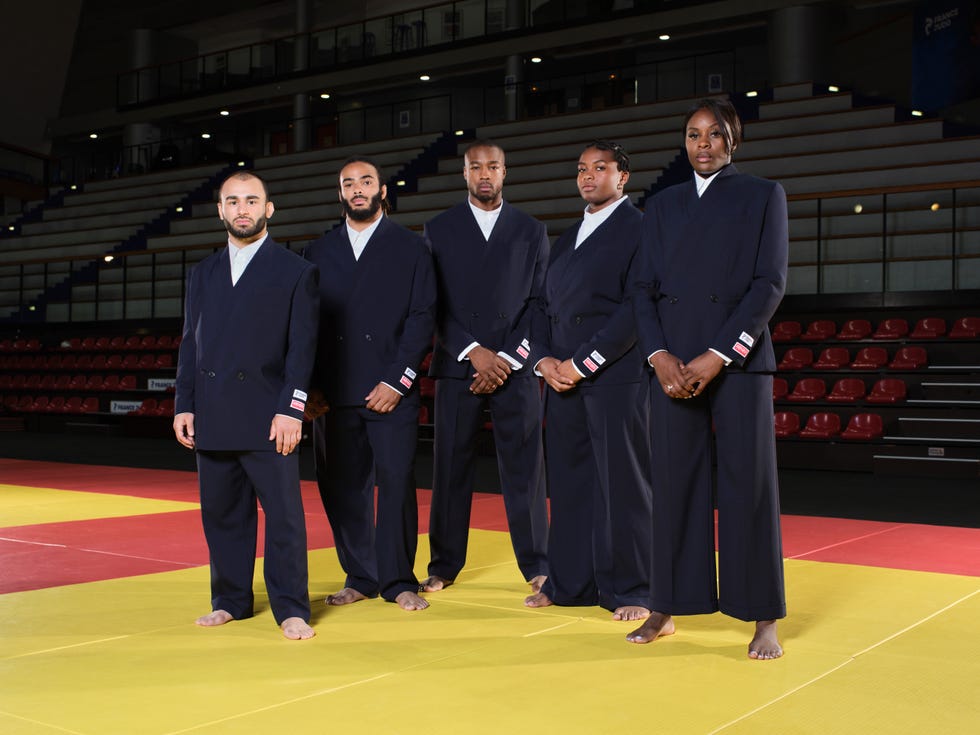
[575,194,629,249]
[227,233,268,285]
[468,198,503,241]
[695,169,723,197]
[346,214,384,260]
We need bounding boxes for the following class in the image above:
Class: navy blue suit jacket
[175,237,320,450]
[425,200,549,377]
[634,165,788,373]
[532,198,645,386]
[303,216,436,406]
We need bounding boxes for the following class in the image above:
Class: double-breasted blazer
[175,237,320,451]
[425,200,549,376]
[302,216,436,406]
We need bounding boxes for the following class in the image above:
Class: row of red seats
[0,335,181,352]
[775,411,884,440]
[775,377,905,403]
[1,395,100,414]
[772,316,979,343]
[0,353,174,371]
[778,346,926,371]
[0,374,140,392]
[128,398,175,416]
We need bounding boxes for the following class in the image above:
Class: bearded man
[302,156,436,611]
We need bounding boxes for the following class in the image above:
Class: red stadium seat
[93,336,110,351]
[120,375,137,389]
[14,395,34,411]
[29,396,50,412]
[771,320,802,343]
[889,346,927,370]
[46,396,66,412]
[79,337,97,351]
[0,339,11,351]
[80,397,99,413]
[132,398,158,415]
[837,319,872,340]
[420,351,433,371]
[122,354,140,369]
[40,375,58,390]
[54,375,71,390]
[106,354,123,368]
[75,355,93,369]
[841,413,884,440]
[812,347,850,369]
[772,377,789,401]
[850,347,888,370]
[418,377,436,398]
[154,353,174,368]
[68,375,88,390]
[866,378,907,404]
[24,374,42,389]
[63,396,84,413]
[156,398,175,416]
[62,337,82,351]
[777,347,813,371]
[418,405,430,424]
[786,378,826,402]
[85,375,105,391]
[800,320,836,342]
[949,317,980,339]
[872,318,909,340]
[125,335,142,349]
[24,338,41,351]
[139,335,157,350]
[10,375,27,389]
[0,375,12,389]
[109,336,127,350]
[826,378,866,403]
[60,354,78,370]
[800,412,841,438]
[156,335,174,349]
[909,317,946,339]
[91,355,108,370]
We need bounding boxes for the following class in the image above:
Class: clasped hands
[468,345,511,394]
[536,357,582,393]
[651,350,724,400]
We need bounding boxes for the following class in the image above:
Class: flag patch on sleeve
[290,399,305,411]
[516,345,529,359]
[293,389,308,401]
[583,357,598,373]
[400,375,413,390]
[739,331,755,348]
[590,350,606,365]
[404,367,417,380]
[732,342,749,358]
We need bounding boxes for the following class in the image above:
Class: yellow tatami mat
[2,529,978,735]
[0,483,198,527]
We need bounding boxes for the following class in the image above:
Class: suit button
[208,370,215,378]
[498,312,507,319]
[669,297,678,305]
[237,371,245,380]
[709,294,718,302]
[574,316,583,324]
[364,334,372,341]
[552,316,559,324]
[471,312,479,318]
[337,335,344,341]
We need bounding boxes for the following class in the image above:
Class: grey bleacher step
[895,417,980,440]
[5,224,146,249]
[256,149,427,182]
[81,163,225,193]
[872,453,980,478]
[740,121,945,159]
[787,207,980,239]
[20,209,168,235]
[62,178,212,207]
[758,93,854,119]
[0,240,121,264]
[921,382,980,400]
[753,160,980,196]
[252,133,440,169]
[772,82,817,101]
[746,107,897,139]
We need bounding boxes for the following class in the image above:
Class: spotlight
[219,110,230,116]
[853,204,863,214]
[746,90,758,98]
[419,74,431,81]
[104,255,114,263]
[454,130,464,136]
[828,85,839,92]
[911,110,924,117]
[530,57,542,63]
[659,34,670,41]
[320,92,331,99]
[201,133,211,139]
[175,206,184,213]
[930,203,941,212]
[89,133,98,139]
[396,180,406,186]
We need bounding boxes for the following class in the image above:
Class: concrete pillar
[504,0,527,121]
[124,30,160,173]
[769,4,832,86]
[292,0,313,152]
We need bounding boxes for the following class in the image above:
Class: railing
[2,181,978,324]
[116,0,702,108]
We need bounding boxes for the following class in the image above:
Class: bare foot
[395,590,429,610]
[748,620,783,660]
[196,609,233,627]
[524,591,552,608]
[528,575,547,594]
[612,605,650,622]
[281,617,315,640]
[625,611,675,643]
[420,575,452,592]
[325,587,368,606]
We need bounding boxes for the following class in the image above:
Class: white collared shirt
[346,214,384,260]
[575,194,629,249]
[468,198,503,241]
[228,234,269,285]
[695,169,723,197]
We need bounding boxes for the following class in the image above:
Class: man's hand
[469,373,498,394]
[556,359,584,386]
[174,412,196,449]
[365,382,402,413]
[537,357,576,393]
[468,345,511,387]
[269,414,303,455]
[303,388,330,421]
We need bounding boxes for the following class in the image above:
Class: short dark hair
[582,140,630,172]
[684,97,742,154]
[463,139,505,163]
[339,155,390,214]
[217,170,270,200]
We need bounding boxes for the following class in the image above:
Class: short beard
[469,185,501,204]
[222,214,267,240]
[342,191,383,222]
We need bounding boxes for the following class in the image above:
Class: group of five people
[174,97,787,659]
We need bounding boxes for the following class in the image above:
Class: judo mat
[1,458,978,735]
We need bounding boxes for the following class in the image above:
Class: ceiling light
[911,109,923,117]
[530,57,542,63]
[320,92,331,99]
[930,202,941,211]
[454,130,464,136]
[237,161,246,167]
[419,74,430,81]
[659,34,670,41]
[746,90,758,98]
[853,204,863,214]
[175,206,184,213]
[89,133,98,139]
[104,255,114,263]
[219,110,230,116]
[828,85,839,92]
[201,133,211,139]
[397,180,406,186]
[70,184,77,191]
[7,225,14,231]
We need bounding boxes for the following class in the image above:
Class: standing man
[174,170,319,640]
[303,156,436,611]
[421,140,550,595]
